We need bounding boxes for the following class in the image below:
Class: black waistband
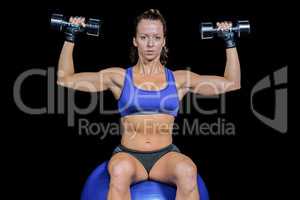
[118,143,174,154]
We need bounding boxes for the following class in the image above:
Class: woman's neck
[135,60,164,75]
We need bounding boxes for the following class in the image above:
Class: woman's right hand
[69,16,86,27]
[65,16,86,43]
[216,21,236,49]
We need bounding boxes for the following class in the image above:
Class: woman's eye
[140,36,146,40]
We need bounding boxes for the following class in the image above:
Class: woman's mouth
[145,50,155,55]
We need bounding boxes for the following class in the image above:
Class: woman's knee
[174,159,198,191]
[108,155,136,193]
[108,155,136,180]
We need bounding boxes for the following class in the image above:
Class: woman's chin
[144,55,159,62]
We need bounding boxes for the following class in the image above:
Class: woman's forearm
[224,48,241,88]
[57,41,75,82]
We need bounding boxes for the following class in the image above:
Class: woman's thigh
[148,152,198,186]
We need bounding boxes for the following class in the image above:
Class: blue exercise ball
[81,161,209,200]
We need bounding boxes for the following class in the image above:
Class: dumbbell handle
[52,18,98,30]
[200,20,250,39]
[203,26,242,32]
[50,13,101,37]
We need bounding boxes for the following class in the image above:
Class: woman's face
[134,19,166,63]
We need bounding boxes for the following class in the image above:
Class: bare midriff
[120,113,175,151]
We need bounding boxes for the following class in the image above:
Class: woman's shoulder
[101,66,128,76]
[167,68,189,87]
[100,67,127,85]
[171,68,190,77]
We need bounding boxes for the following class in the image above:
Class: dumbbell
[200,20,250,40]
[50,13,103,37]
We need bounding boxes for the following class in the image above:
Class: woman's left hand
[216,21,236,48]
[216,21,233,31]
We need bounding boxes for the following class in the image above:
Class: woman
[57,9,240,200]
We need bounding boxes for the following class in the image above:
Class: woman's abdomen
[120,114,174,151]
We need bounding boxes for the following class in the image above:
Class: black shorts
[112,143,181,174]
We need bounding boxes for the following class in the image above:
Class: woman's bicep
[190,74,236,95]
[177,70,236,96]
[57,67,123,92]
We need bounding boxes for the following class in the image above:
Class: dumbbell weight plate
[200,22,214,40]
[237,20,250,37]
[50,13,64,32]
[86,18,102,37]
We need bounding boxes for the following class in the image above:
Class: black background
[7,1,293,199]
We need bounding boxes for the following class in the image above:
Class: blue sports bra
[118,66,180,117]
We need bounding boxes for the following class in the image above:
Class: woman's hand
[69,16,86,27]
[216,21,232,31]
[64,16,86,43]
[216,21,236,49]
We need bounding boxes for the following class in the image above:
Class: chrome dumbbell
[200,20,250,39]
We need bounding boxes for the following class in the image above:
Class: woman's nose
[147,38,154,47]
